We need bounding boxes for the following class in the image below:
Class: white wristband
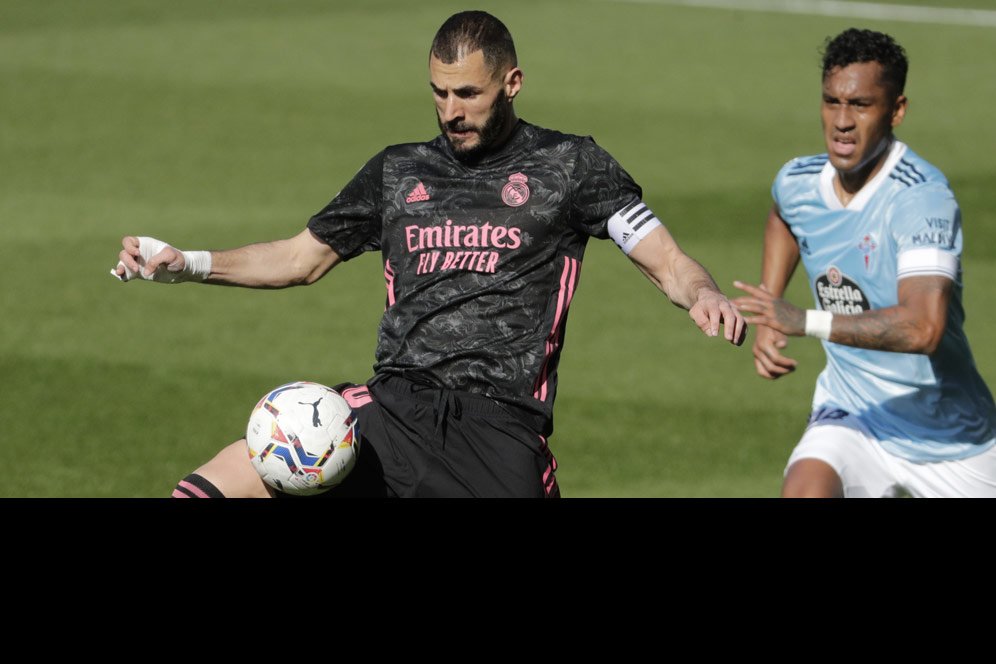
[111,236,212,283]
[181,250,212,281]
[805,310,833,340]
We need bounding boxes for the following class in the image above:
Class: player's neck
[490,111,520,153]
[833,136,894,206]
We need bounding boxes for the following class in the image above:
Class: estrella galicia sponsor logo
[815,265,869,314]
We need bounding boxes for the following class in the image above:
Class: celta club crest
[502,172,530,207]
[858,234,877,271]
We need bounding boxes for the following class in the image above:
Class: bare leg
[190,439,273,498]
[782,458,844,498]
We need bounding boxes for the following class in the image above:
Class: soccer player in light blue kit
[733,28,996,497]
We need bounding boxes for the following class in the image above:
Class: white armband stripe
[897,248,958,280]
[608,200,662,255]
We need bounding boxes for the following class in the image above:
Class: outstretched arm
[734,276,951,355]
[627,225,746,346]
[112,228,341,289]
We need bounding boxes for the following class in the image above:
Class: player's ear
[891,94,908,128]
[503,67,523,101]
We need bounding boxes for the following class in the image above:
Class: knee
[184,440,272,498]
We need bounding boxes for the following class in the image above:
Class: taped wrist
[805,310,833,340]
[112,236,212,283]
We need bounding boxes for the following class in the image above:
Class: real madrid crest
[502,172,530,207]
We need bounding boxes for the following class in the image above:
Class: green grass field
[1,0,994,496]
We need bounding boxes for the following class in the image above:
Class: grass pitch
[1,0,993,496]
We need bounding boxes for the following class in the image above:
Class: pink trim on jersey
[533,257,580,402]
[174,480,209,499]
[384,260,396,309]
[341,386,374,408]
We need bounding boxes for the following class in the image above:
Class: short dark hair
[822,28,908,96]
[430,11,517,78]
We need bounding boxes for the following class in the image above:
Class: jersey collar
[437,120,528,168]
[819,140,908,211]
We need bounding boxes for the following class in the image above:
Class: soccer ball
[245,381,360,495]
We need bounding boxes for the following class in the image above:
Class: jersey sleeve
[771,162,790,213]
[306,151,385,261]
[568,138,651,251]
[890,183,961,281]
[770,158,807,221]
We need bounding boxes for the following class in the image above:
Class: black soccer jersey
[308,121,641,433]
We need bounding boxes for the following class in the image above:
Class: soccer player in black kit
[112,11,747,498]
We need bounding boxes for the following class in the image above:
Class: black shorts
[293,374,559,498]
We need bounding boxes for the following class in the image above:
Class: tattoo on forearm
[829,278,948,353]
[831,310,923,352]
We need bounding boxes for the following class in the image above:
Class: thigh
[424,406,556,498]
[786,411,898,498]
[893,444,996,498]
[193,439,273,498]
[320,383,396,497]
[336,377,559,498]
[275,383,396,499]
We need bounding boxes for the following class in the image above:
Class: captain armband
[896,248,958,280]
[607,200,663,255]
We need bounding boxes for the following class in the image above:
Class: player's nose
[440,96,464,123]
[834,104,855,130]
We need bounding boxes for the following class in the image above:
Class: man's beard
[438,89,512,163]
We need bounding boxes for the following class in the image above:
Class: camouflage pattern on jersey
[308,121,641,432]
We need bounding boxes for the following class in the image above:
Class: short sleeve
[771,165,786,211]
[569,138,643,239]
[307,151,385,261]
[771,159,801,220]
[891,183,961,280]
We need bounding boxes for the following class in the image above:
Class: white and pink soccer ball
[245,382,360,495]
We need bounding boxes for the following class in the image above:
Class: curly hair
[430,11,517,79]
[822,28,908,95]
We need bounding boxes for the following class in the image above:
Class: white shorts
[786,411,996,498]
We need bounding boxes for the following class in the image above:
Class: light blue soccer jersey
[773,140,996,462]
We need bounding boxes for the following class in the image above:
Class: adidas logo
[622,232,632,243]
[405,181,430,203]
